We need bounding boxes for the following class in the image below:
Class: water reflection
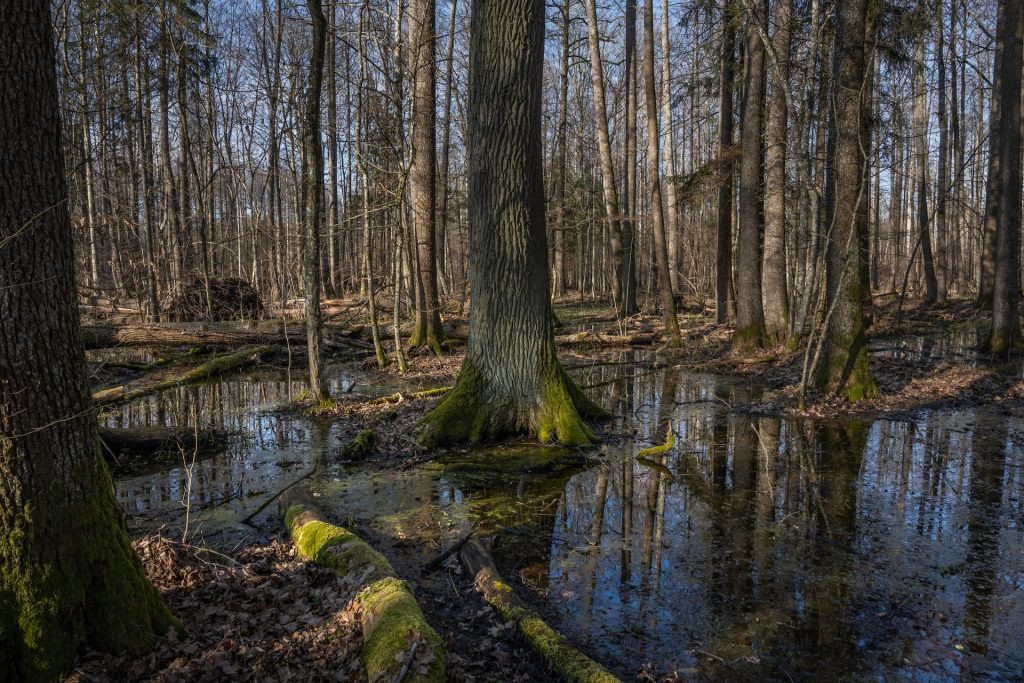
[108,369,348,543]
[526,356,1024,679]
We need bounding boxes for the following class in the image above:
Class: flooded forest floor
[71,296,1024,681]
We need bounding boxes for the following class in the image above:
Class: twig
[393,633,422,683]
[241,465,318,527]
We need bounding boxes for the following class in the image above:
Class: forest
[2,0,1023,679]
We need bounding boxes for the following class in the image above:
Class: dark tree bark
[552,0,570,298]
[420,0,607,446]
[763,0,792,346]
[642,0,681,344]
[935,2,949,303]
[621,0,639,316]
[302,0,328,400]
[716,0,738,325]
[733,0,768,350]
[408,0,446,354]
[0,3,176,678]
[817,0,879,401]
[989,0,1024,352]
[913,31,938,304]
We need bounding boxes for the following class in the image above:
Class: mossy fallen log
[279,488,445,683]
[93,345,273,407]
[460,537,620,683]
[368,385,453,405]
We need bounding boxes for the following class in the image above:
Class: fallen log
[554,330,659,347]
[280,488,444,683]
[93,345,273,407]
[368,386,452,405]
[80,321,373,351]
[460,537,619,683]
[99,426,226,464]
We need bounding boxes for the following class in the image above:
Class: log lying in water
[279,488,445,683]
[460,537,620,683]
[93,345,273,407]
[554,330,659,347]
[99,426,226,463]
[81,321,373,351]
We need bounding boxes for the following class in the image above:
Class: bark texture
[989,0,1024,352]
[733,0,768,350]
[817,0,879,401]
[763,0,792,346]
[716,0,738,324]
[0,3,176,679]
[420,0,606,446]
[642,0,681,345]
[302,0,328,400]
[409,0,446,354]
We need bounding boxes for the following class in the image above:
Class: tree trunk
[716,0,737,324]
[642,0,681,344]
[552,0,570,298]
[0,3,176,678]
[621,0,639,316]
[409,0,446,354]
[989,0,1024,352]
[763,0,792,346]
[734,0,768,350]
[660,0,679,292]
[913,33,938,304]
[437,0,458,296]
[817,0,879,401]
[584,0,627,315]
[302,0,328,400]
[420,0,607,446]
[935,2,949,303]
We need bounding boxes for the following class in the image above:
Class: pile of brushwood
[164,276,264,322]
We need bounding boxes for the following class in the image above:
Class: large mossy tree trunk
[817,0,880,402]
[0,3,176,679]
[419,0,607,447]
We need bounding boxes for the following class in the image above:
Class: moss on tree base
[417,351,609,447]
[731,322,766,353]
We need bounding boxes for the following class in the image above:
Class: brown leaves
[67,535,363,682]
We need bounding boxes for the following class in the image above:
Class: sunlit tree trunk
[302,0,328,400]
[409,0,446,354]
[734,0,768,350]
[642,0,681,344]
[584,0,627,315]
[420,0,608,445]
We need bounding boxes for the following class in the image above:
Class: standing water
[104,344,1024,679]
